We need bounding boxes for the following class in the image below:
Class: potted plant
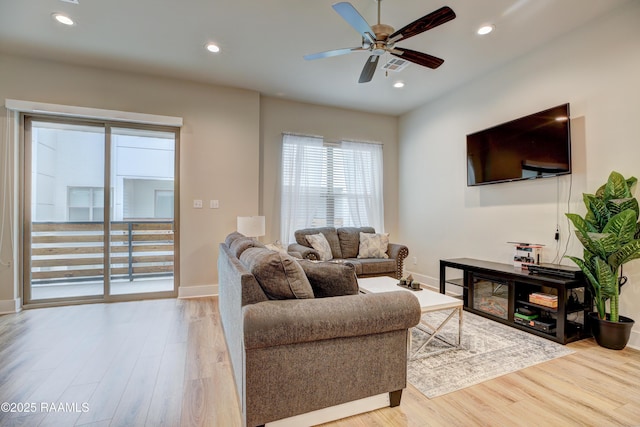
[565,171,640,349]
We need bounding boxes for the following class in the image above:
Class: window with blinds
[281,133,384,244]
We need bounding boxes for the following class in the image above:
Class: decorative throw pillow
[357,232,389,259]
[297,260,358,297]
[240,247,314,300]
[305,233,333,261]
[265,240,288,254]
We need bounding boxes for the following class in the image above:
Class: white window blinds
[280,133,384,244]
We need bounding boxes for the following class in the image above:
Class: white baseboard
[627,329,640,350]
[178,284,218,299]
[266,393,390,427]
[0,298,22,314]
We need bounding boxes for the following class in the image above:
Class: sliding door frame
[21,114,180,308]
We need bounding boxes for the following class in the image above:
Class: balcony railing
[31,220,174,285]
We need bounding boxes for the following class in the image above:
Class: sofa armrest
[287,243,319,260]
[387,243,409,260]
[388,243,409,279]
[243,292,421,350]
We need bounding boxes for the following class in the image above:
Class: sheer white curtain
[280,133,385,244]
[280,134,324,244]
[341,140,384,232]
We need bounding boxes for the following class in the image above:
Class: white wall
[398,1,640,345]
[0,53,260,306]
[260,96,399,244]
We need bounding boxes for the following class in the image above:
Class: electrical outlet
[412,256,417,265]
[193,199,203,209]
[210,200,219,209]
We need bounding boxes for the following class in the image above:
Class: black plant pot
[588,312,635,350]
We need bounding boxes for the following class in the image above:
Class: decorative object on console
[510,242,543,269]
[237,215,266,239]
[565,171,639,349]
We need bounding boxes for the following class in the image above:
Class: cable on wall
[560,172,574,263]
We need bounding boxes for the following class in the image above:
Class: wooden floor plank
[1,297,639,427]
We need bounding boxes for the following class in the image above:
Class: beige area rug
[408,310,575,399]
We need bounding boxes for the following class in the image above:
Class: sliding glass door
[24,117,178,305]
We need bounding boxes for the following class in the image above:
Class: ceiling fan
[304,1,456,83]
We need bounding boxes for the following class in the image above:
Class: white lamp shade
[237,216,265,237]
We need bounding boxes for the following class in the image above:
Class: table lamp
[237,216,266,239]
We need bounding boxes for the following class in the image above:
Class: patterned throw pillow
[305,233,333,261]
[357,232,389,259]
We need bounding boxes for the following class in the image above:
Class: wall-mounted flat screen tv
[466,103,571,186]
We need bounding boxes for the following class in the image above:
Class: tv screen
[466,104,571,186]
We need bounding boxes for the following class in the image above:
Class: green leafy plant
[565,171,640,322]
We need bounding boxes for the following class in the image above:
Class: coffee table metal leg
[413,308,460,355]
[458,306,463,346]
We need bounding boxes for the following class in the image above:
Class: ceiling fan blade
[391,48,444,69]
[304,47,364,61]
[388,6,456,43]
[332,2,376,44]
[358,55,379,83]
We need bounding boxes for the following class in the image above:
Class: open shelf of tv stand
[439,258,591,344]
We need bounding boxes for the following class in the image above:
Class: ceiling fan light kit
[304,1,456,83]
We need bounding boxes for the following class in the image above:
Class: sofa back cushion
[294,227,343,259]
[230,237,266,258]
[224,231,246,247]
[240,247,314,300]
[337,227,375,259]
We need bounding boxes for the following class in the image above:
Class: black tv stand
[439,258,591,344]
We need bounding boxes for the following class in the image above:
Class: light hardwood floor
[0,297,639,426]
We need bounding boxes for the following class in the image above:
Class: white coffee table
[358,276,463,357]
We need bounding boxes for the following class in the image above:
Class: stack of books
[529,292,558,308]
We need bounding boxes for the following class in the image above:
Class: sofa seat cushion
[294,227,343,259]
[337,227,375,259]
[240,247,314,300]
[345,258,396,276]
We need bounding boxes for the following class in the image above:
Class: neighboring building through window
[68,186,104,221]
[280,133,384,244]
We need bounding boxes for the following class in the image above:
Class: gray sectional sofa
[218,232,421,427]
[288,226,409,279]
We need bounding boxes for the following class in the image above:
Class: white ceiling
[0,0,631,115]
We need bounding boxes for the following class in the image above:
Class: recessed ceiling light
[477,25,494,35]
[52,13,74,26]
[206,43,221,53]
[393,81,405,88]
